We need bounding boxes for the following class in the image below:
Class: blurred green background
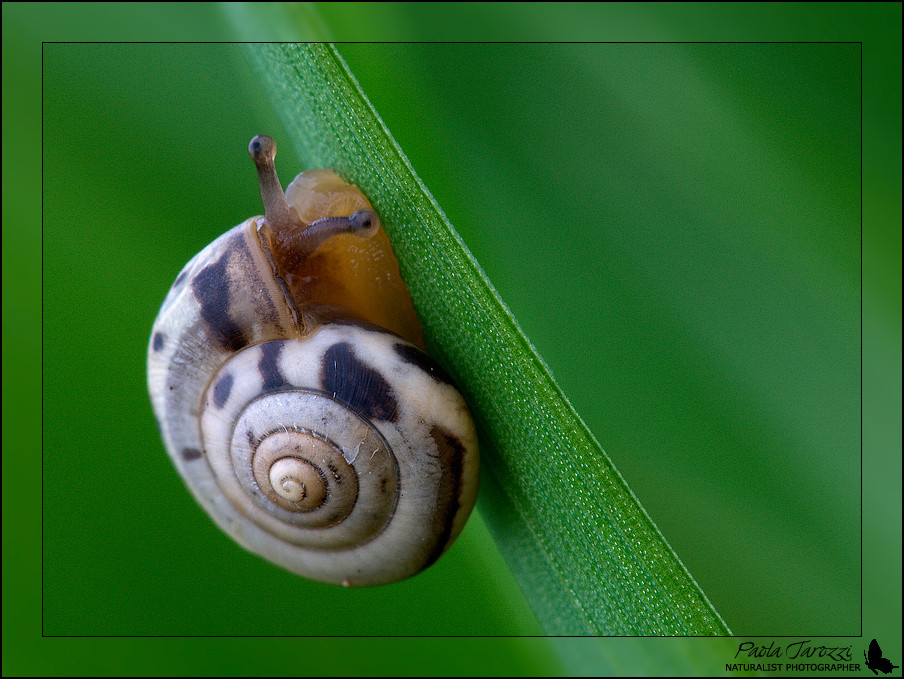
[6,1,901,676]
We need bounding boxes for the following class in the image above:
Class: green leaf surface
[20,2,888,677]
[243,41,730,636]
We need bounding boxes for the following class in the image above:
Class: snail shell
[147,136,478,586]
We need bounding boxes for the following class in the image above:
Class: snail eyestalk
[286,210,381,254]
[249,135,297,232]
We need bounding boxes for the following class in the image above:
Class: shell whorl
[147,211,479,586]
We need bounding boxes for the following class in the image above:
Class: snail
[147,135,479,586]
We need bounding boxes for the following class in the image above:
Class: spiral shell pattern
[148,220,478,585]
[199,324,478,585]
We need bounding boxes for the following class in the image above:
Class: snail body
[147,136,478,586]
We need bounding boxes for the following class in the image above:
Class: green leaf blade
[245,41,729,636]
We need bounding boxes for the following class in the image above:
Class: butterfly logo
[865,638,899,676]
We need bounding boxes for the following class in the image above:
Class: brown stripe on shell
[258,341,290,392]
[152,332,166,352]
[191,251,248,352]
[212,372,234,409]
[422,426,466,568]
[392,343,455,386]
[180,447,203,461]
[321,342,398,422]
